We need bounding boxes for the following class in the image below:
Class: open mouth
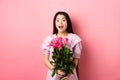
[58,26,64,29]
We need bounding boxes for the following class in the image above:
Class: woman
[41,11,82,80]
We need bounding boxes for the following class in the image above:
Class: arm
[73,58,79,70]
[43,54,54,71]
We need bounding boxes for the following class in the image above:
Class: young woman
[41,11,82,80]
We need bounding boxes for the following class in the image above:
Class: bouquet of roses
[49,37,76,79]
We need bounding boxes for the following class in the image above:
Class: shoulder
[69,33,82,46]
[69,33,82,41]
[45,34,54,39]
[43,34,55,42]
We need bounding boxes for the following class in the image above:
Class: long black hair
[53,11,74,34]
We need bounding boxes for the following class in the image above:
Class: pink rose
[57,44,62,50]
[50,37,68,49]
[50,37,63,49]
[63,38,68,45]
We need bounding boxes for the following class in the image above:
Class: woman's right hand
[56,70,65,77]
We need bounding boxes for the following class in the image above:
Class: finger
[57,74,63,77]
[61,78,66,80]
[61,78,68,80]
[61,77,68,80]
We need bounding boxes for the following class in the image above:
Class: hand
[60,76,68,80]
[56,70,65,77]
[60,74,72,80]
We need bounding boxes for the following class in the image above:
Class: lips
[58,26,63,29]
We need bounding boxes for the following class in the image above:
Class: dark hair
[53,11,74,34]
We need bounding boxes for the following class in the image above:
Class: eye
[62,19,66,22]
[56,19,59,22]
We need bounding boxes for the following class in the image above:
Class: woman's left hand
[60,76,68,80]
[60,74,71,80]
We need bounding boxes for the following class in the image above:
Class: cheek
[55,22,59,26]
[56,21,60,24]
[64,22,67,27]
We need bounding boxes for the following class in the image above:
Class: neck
[57,31,69,37]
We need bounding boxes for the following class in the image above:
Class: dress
[41,33,82,80]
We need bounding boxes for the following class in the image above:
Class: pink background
[0,0,120,80]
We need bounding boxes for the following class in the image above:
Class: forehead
[56,14,66,19]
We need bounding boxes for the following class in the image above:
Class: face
[55,14,67,33]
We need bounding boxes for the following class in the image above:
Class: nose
[60,20,63,24]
